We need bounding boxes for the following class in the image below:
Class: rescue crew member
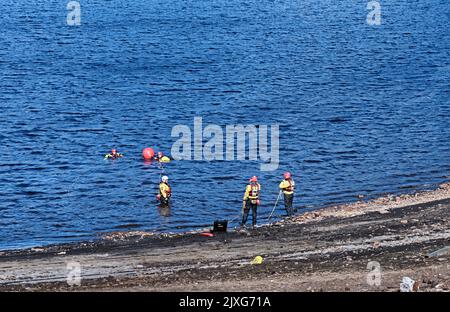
[104,148,123,160]
[241,176,261,228]
[157,175,171,206]
[279,171,295,216]
[154,151,171,163]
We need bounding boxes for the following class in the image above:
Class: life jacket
[248,183,260,200]
[284,179,295,193]
[159,182,171,198]
[159,156,171,163]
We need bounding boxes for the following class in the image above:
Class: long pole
[268,190,282,222]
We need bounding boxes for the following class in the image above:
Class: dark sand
[1,183,449,292]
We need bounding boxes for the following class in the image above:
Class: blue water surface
[0,0,449,250]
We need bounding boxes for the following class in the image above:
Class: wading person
[279,172,295,216]
[157,175,171,206]
[241,176,261,228]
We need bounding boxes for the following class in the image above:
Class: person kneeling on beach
[241,176,261,228]
[279,171,295,216]
[157,175,171,206]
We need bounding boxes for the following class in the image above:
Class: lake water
[0,0,449,250]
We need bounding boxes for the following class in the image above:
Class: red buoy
[142,147,155,160]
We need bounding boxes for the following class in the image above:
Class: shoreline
[2,180,449,255]
[1,181,449,291]
[3,181,449,255]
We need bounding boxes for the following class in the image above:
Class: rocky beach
[1,182,449,292]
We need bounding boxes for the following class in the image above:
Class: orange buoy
[142,147,155,160]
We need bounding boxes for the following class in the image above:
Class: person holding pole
[279,172,295,216]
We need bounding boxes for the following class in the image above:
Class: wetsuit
[159,182,171,206]
[104,153,123,160]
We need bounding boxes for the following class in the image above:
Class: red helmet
[249,176,258,183]
[283,172,291,179]
[111,149,117,154]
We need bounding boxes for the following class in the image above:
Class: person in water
[154,151,171,163]
[104,148,123,160]
[157,175,171,206]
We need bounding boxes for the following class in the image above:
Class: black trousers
[159,196,170,206]
[242,199,258,226]
[284,193,294,216]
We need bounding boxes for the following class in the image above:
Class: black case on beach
[213,220,228,232]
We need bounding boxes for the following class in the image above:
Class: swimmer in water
[104,148,123,160]
[154,151,171,163]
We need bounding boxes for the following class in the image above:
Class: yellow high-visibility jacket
[159,182,171,199]
[279,179,295,195]
[243,183,261,201]
[159,156,171,163]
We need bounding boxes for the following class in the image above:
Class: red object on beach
[199,232,214,237]
[142,147,155,160]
